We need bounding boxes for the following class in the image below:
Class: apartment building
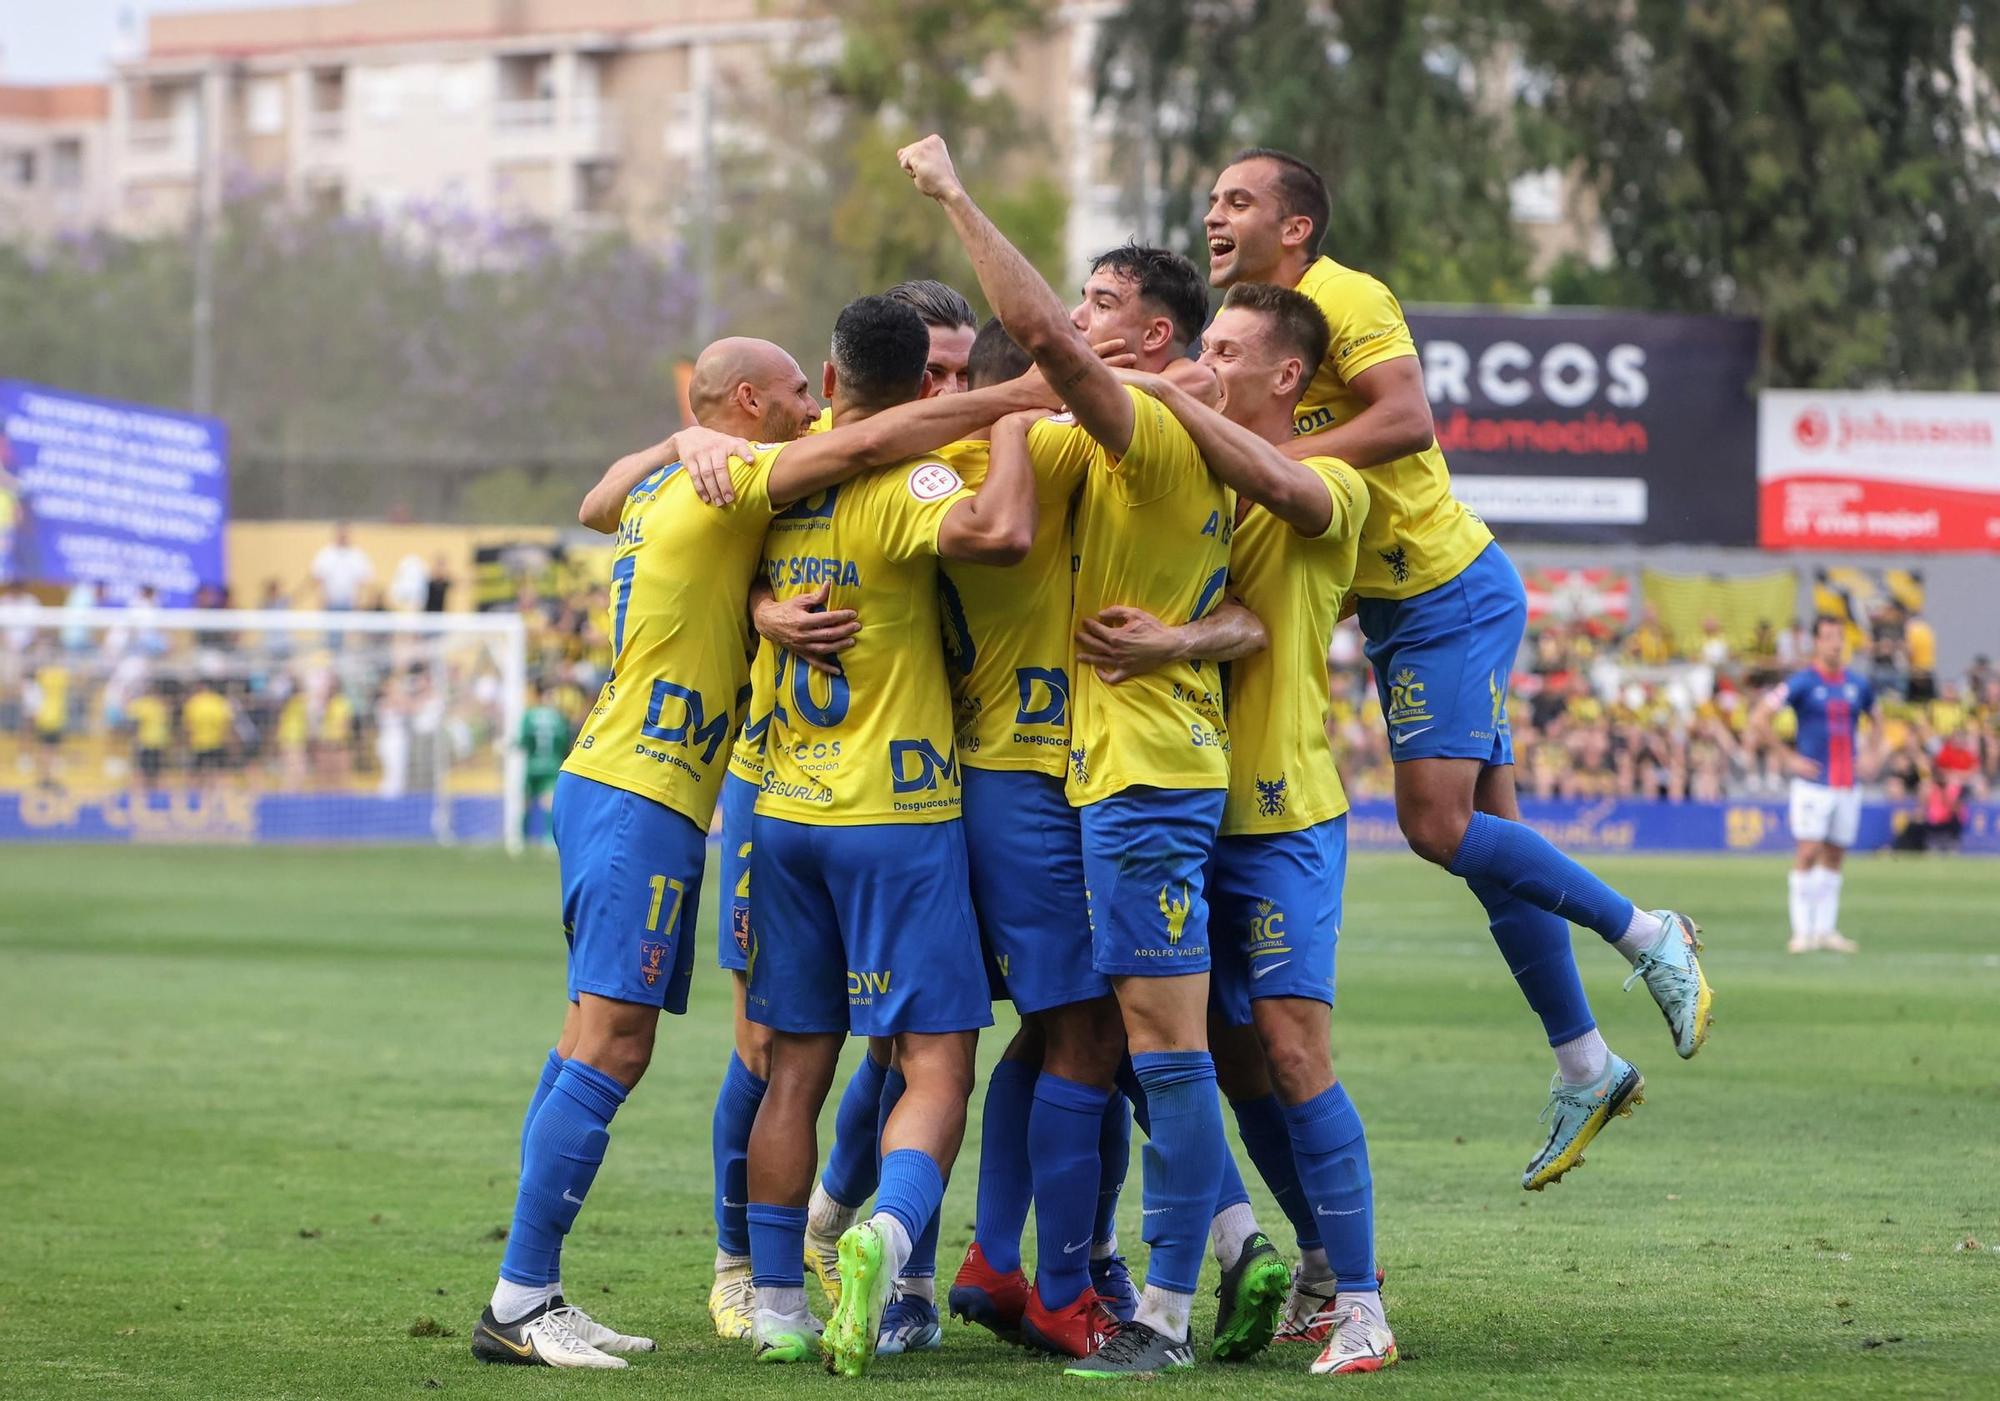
[0,84,112,242]
[81,0,1131,273]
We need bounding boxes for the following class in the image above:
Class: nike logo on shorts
[1251,959,1290,980]
[1392,725,1435,744]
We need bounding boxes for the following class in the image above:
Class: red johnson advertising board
[1759,391,2000,551]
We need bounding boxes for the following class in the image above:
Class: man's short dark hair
[885,278,978,332]
[1229,147,1331,259]
[1814,613,1847,635]
[1089,242,1210,349]
[830,295,931,408]
[966,317,1032,390]
[1220,282,1331,390]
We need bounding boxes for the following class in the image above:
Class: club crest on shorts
[731,906,751,958]
[1159,883,1192,945]
[639,940,668,987]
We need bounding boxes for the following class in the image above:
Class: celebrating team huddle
[470,136,1717,1381]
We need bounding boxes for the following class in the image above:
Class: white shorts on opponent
[1789,778,1861,847]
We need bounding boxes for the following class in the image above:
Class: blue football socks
[748,1202,809,1291]
[1131,1051,1226,1296]
[711,1051,767,1259]
[1094,1092,1132,1245]
[1232,1092,1319,1251]
[520,1047,563,1170]
[970,1058,1038,1273]
[1029,1072,1114,1308]
[820,1051,890,1209]
[1284,1082,1376,1293]
[875,1148,946,1249]
[1466,876,1598,1045]
[1449,810,1637,941]
[500,1058,626,1288]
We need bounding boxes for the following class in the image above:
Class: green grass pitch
[2,844,1996,1399]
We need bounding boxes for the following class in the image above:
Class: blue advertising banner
[0,380,228,604]
[1347,798,2000,855]
[1,790,1992,854]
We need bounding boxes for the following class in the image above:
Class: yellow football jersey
[726,410,831,788]
[183,689,233,751]
[128,694,171,749]
[1219,457,1370,836]
[563,449,779,827]
[1046,386,1233,805]
[938,436,1086,777]
[33,665,69,734]
[755,455,975,825]
[1292,255,1492,601]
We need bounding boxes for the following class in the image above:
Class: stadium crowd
[5,561,1995,821]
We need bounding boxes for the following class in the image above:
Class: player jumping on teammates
[1753,614,1878,953]
[1203,147,1713,1190]
[472,334,1051,1370]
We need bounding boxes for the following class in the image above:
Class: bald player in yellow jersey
[906,132,1267,1378]
[1203,150,1713,1201]
[476,328,1051,1372]
[1117,283,1392,1376]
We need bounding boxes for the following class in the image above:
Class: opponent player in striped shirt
[739,295,1051,1375]
[477,334,1048,1370]
[1203,148,1713,1191]
[1753,615,1877,953]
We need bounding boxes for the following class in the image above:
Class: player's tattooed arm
[1074,598,1267,684]
[749,578,858,678]
[578,426,754,532]
[1127,372,1341,538]
[761,377,1057,508]
[1284,356,1435,470]
[938,408,1038,566]
[899,133,1137,458]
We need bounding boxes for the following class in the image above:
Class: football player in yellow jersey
[905,132,1255,1379]
[939,313,1274,1362]
[1114,284,1394,1376]
[127,688,171,789]
[1204,150,1712,1196]
[476,327,1052,1372]
[182,682,235,790]
[736,294,1045,1377]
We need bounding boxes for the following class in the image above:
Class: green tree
[1524,1,2000,389]
[1093,0,1536,302]
[717,0,1069,356]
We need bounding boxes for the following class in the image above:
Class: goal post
[0,604,529,851]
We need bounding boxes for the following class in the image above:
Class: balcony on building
[123,77,200,175]
[307,67,346,145]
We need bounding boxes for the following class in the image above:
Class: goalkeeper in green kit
[518,680,573,846]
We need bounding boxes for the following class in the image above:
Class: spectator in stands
[310,523,375,612]
[424,554,453,613]
[1904,608,1938,702]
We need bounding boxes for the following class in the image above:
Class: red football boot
[1021,1284,1119,1359]
[947,1242,1031,1342]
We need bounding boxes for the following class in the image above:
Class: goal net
[0,604,528,850]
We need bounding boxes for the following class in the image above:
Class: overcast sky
[0,0,317,83]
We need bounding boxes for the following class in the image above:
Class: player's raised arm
[1143,374,1343,537]
[936,407,1039,565]
[763,373,1056,507]
[899,134,1136,458]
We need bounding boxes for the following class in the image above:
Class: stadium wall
[2,791,1993,854]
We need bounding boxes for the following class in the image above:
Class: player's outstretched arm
[762,376,1055,508]
[899,133,1136,458]
[1133,373,1350,538]
[1075,598,1267,685]
[1285,356,1435,470]
[938,409,1039,565]
[578,426,754,532]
